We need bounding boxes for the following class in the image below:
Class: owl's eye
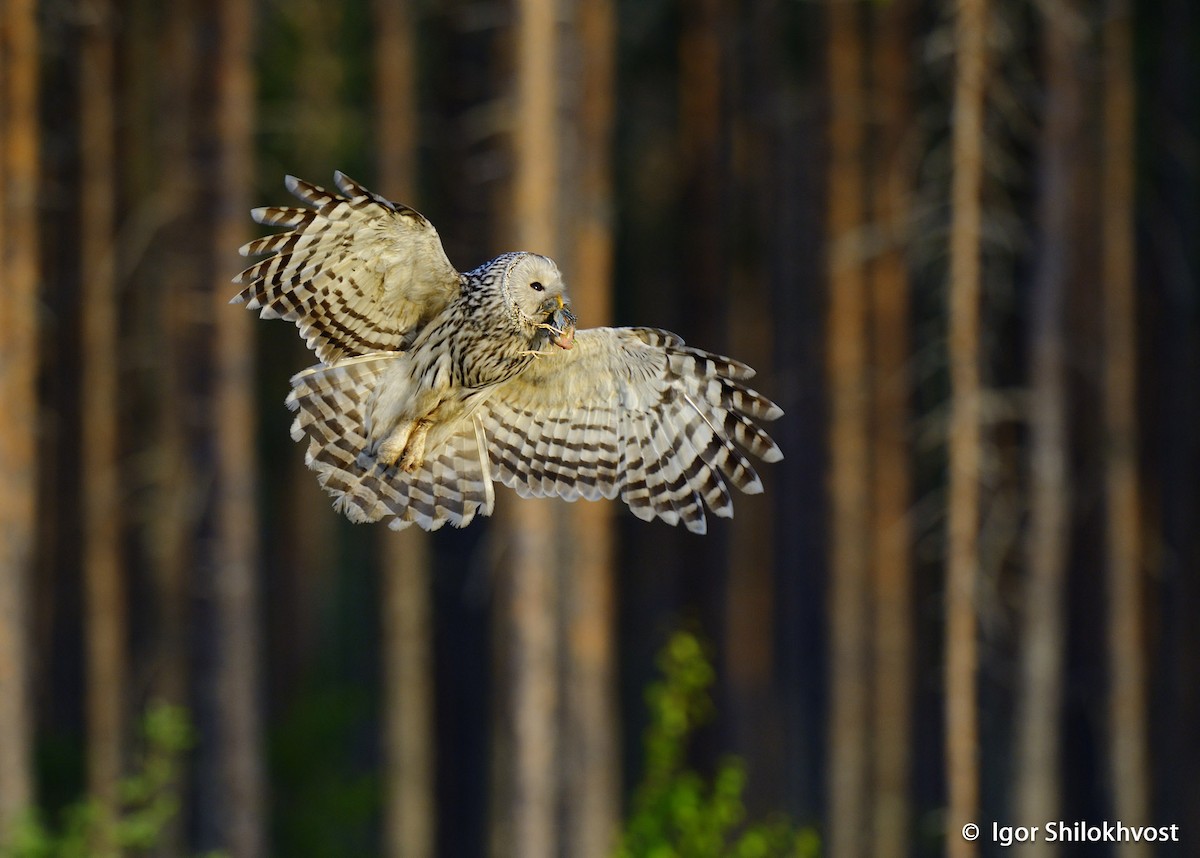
[529,281,544,292]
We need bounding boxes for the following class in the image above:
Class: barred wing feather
[477,327,783,534]
[287,355,495,531]
[232,172,461,364]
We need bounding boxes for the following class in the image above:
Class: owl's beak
[540,294,576,350]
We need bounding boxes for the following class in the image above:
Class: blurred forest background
[1,0,1198,856]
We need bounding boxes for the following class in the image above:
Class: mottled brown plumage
[233,173,781,533]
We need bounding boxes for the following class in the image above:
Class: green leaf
[615,630,818,858]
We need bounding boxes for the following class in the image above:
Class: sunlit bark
[375,2,436,854]
[213,0,265,852]
[491,0,561,855]
[868,2,915,853]
[0,0,39,839]
[946,0,987,854]
[79,1,127,848]
[826,2,871,855]
[561,0,620,854]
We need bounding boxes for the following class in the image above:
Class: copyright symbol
[962,823,979,841]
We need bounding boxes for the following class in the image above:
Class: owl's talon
[376,419,430,472]
[398,419,430,473]
[377,423,412,468]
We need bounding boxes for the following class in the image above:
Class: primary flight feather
[232,172,782,534]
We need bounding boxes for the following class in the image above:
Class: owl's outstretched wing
[232,172,461,364]
[285,329,781,533]
[287,354,497,532]
[478,327,783,534]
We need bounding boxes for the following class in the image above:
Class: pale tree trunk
[374,1,437,854]
[0,0,39,841]
[868,2,915,854]
[212,0,265,854]
[490,0,561,855]
[560,0,619,854]
[946,0,987,854]
[1014,4,1082,851]
[380,525,435,858]
[826,2,871,856]
[1101,4,1150,856]
[79,1,127,850]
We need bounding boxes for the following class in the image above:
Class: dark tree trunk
[1101,3,1150,854]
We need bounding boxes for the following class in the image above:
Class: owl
[232,173,782,534]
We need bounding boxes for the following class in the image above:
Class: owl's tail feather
[287,356,495,531]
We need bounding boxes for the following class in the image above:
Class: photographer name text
[990,821,1179,847]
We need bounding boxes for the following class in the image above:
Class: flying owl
[232,172,782,534]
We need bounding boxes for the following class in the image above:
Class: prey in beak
[537,294,576,350]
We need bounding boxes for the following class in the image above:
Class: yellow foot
[398,419,431,473]
[377,422,413,468]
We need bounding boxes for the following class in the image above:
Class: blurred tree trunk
[121,7,193,857]
[678,0,727,345]
[379,526,435,858]
[768,3,825,824]
[1101,4,1150,855]
[148,0,199,721]
[560,0,619,854]
[0,0,39,839]
[946,0,987,854]
[79,0,127,848]
[867,2,915,854]
[210,0,265,853]
[676,0,729,649]
[1014,3,1082,846]
[374,1,436,855]
[1148,0,1200,833]
[825,2,871,856]
[491,0,561,855]
[272,0,344,695]
[726,0,780,816]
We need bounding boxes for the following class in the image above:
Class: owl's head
[502,252,576,349]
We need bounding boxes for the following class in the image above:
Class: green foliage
[3,703,221,858]
[268,684,379,858]
[616,632,820,858]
